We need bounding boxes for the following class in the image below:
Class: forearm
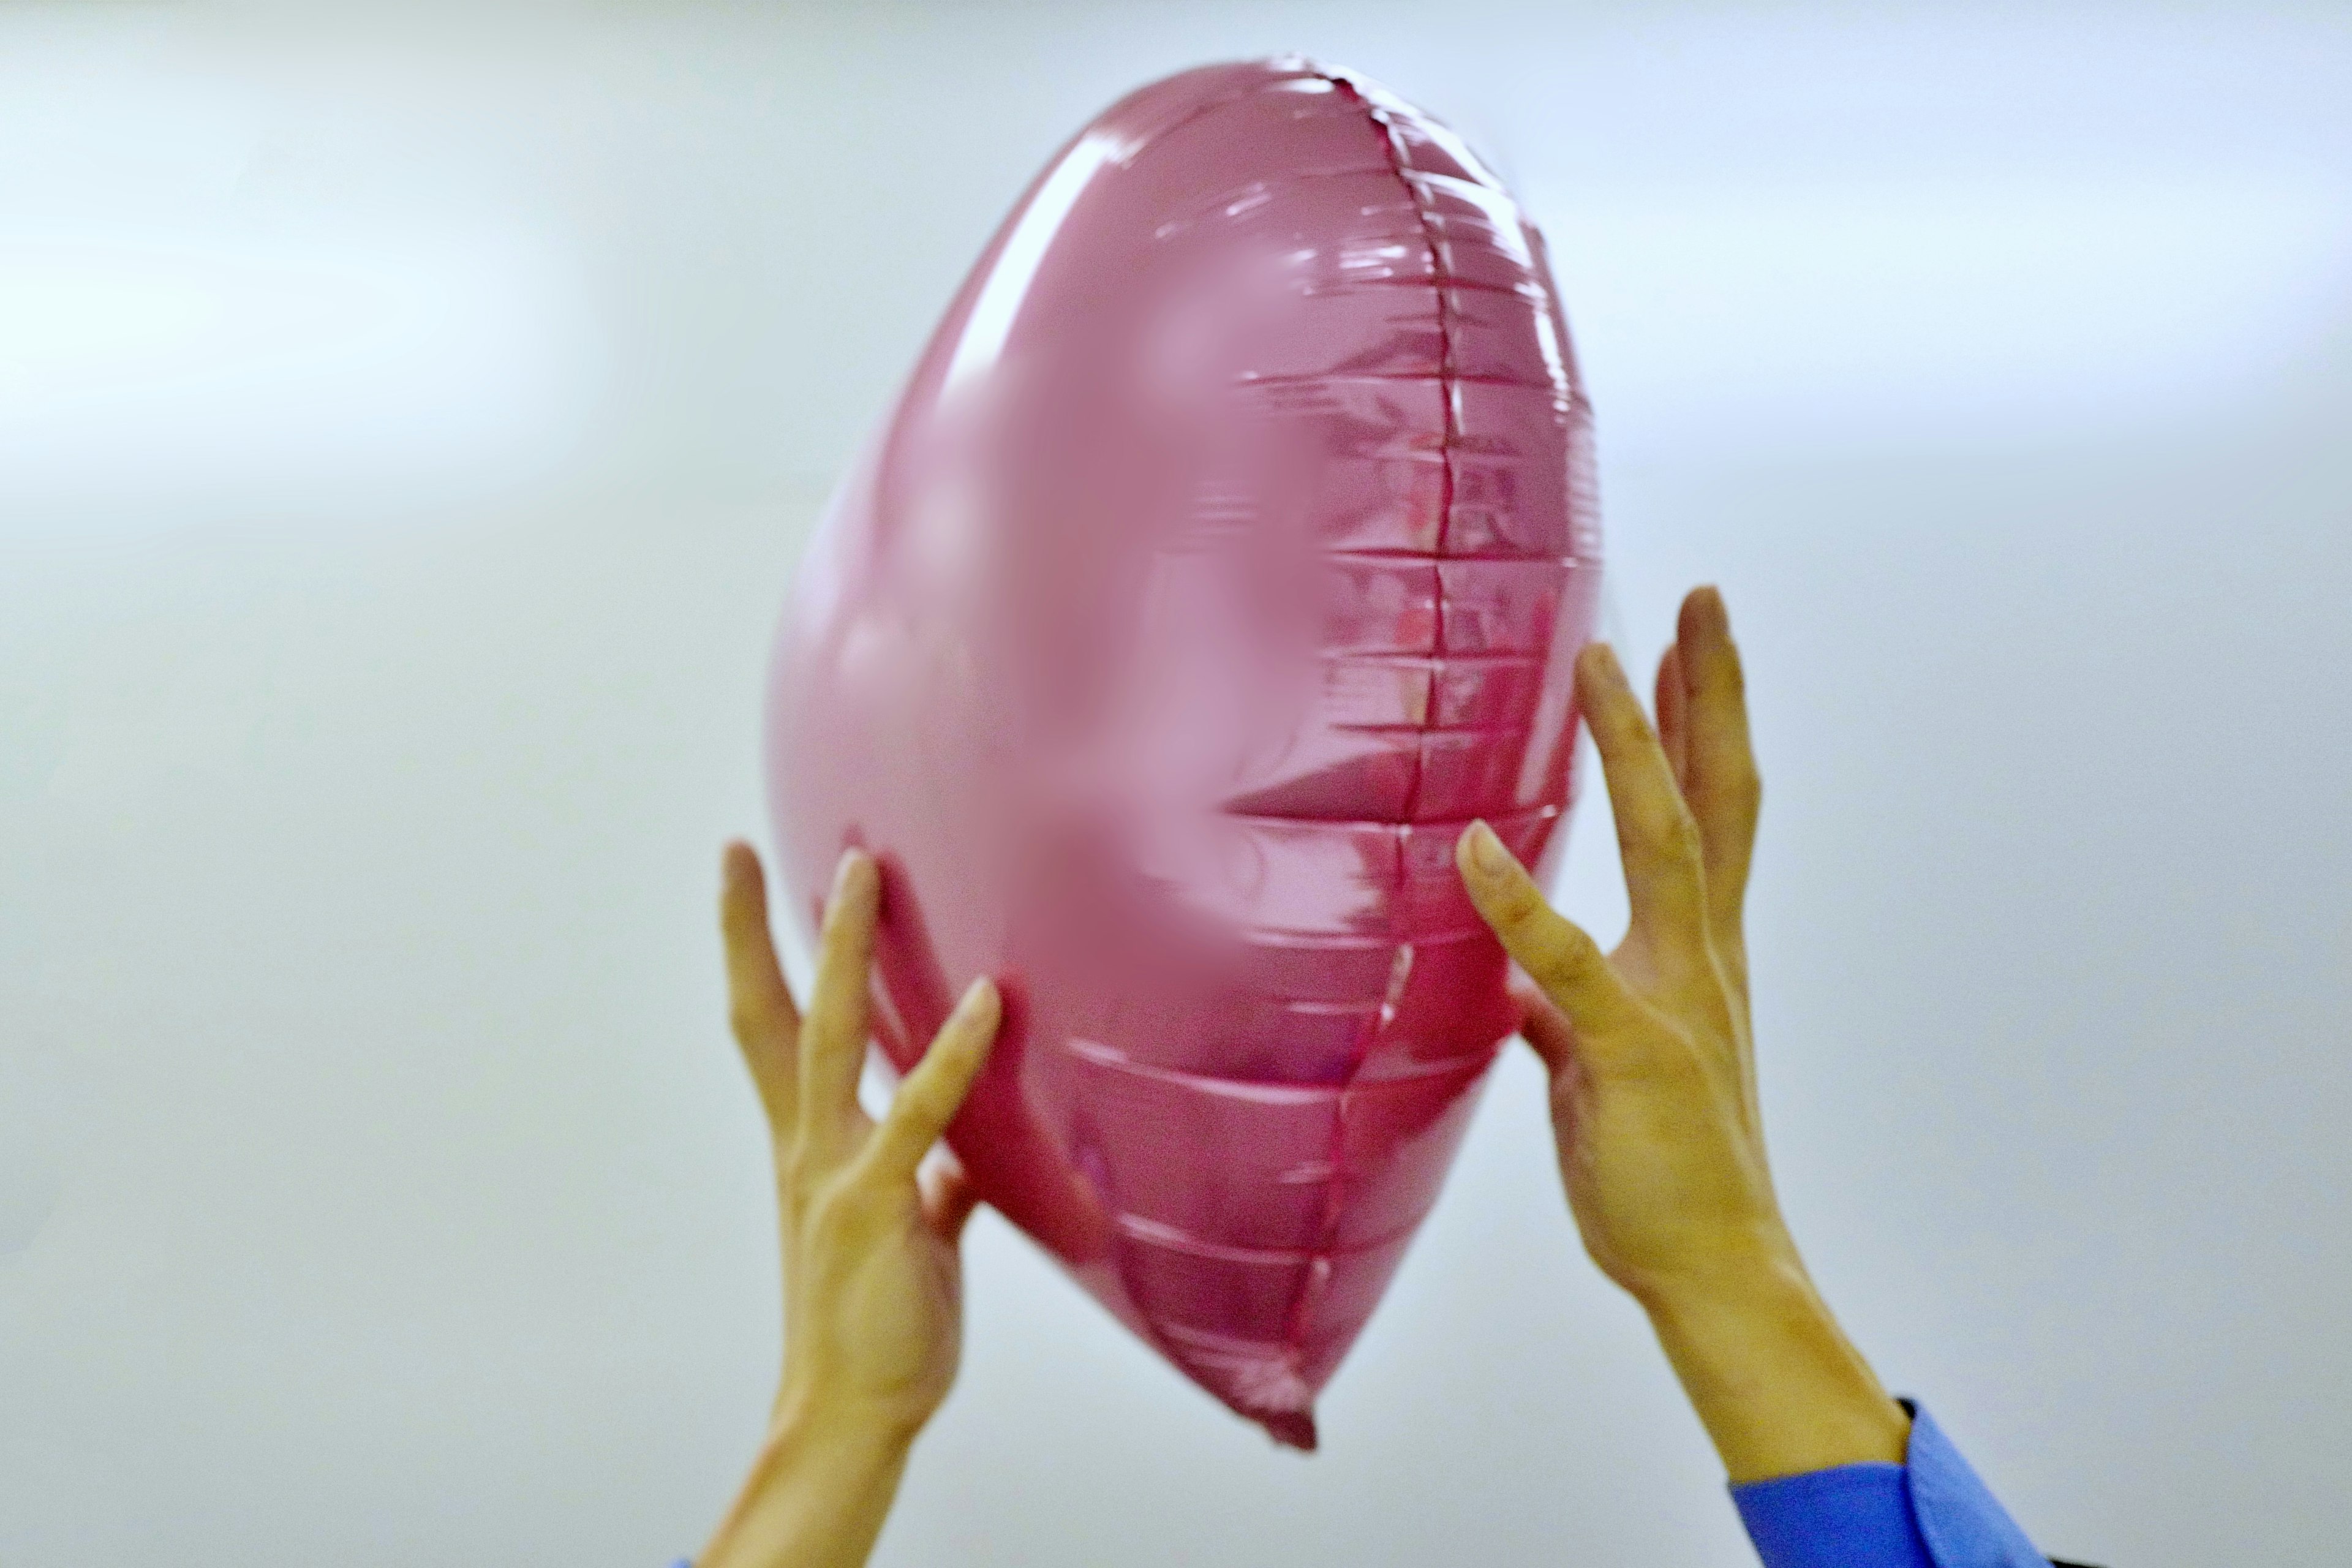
[697,1402,913,1568]
[1641,1253,1909,1484]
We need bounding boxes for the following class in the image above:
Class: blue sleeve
[1729,1401,2049,1568]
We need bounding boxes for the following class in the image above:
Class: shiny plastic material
[765,58,1600,1447]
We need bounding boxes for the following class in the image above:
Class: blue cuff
[1733,1460,1932,1568]
[1729,1401,2045,1568]
[1902,1404,2047,1568]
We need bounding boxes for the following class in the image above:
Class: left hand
[700,842,1000,1568]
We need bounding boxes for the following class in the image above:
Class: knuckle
[915,1069,973,1133]
[1659,804,1705,866]
[1596,1027,1702,1090]
[1491,876,1553,935]
[1712,755,1762,811]
[1593,700,1643,750]
[803,1189,854,1245]
[1657,1031,1709,1081]
[1530,928,1597,995]
[1730,766,1763,818]
[890,1082,945,1140]
[1529,956,1583,1001]
[803,1170,874,1238]
[782,1145,825,1199]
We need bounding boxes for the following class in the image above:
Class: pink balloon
[766,57,1600,1447]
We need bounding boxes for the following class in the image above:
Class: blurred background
[3,2,2349,1563]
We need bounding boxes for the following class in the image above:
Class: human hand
[1456,587,1909,1482]
[700,843,1000,1568]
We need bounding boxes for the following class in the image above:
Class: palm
[801,1182,966,1414]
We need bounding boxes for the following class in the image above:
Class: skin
[700,585,1904,1566]
[698,847,1003,1568]
[1454,586,1910,1483]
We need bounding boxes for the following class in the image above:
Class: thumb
[920,1159,984,1244]
[1458,820,1642,1057]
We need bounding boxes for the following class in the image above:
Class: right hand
[1457,587,1784,1308]
[1455,587,1910,1483]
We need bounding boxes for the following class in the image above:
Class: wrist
[771,1384,929,1459]
[699,1396,916,1568]
[1642,1251,1909,1484]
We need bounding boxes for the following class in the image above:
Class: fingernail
[832,847,872,897]
[1464,819,1510,878]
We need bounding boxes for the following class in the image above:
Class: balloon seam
[1261,70,1465,1421]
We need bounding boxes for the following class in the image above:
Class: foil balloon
[765,57,1600,1447]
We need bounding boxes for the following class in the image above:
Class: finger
[920,1159,985,1245]
[1676,587,1763,944]
[1577,643,1711,958]
[797,848,881,1159]
[1654,642,1691,794]
[1457,821,1642,1051]
[862,977,1001,1183]
[720,841,801,1128]
[1512,981,1578,1077]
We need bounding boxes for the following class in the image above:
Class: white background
[4,3,2350,1564]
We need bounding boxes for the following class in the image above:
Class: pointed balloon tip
[1260,1409,1319,1452]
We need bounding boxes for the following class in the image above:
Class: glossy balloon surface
[766,58,1600,1447]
